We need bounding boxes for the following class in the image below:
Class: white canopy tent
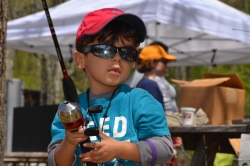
[6,0,250,66]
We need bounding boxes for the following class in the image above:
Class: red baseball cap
[75,8,147,44]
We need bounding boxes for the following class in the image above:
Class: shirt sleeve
[132,89,171,138]
[134,136,174,165]
[47,140,77,166]
[136,79,164,107]
[49,110,82,166]
[47,140,59,166]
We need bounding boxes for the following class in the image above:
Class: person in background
[47,8,174,166]
[136,45,175,109]
[131,42,181,166]
[149,41,178,113]
[149,42,182,166]
[127,41,178,113]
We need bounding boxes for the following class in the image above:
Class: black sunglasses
[81,44,138,62]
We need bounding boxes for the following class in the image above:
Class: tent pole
[208,49,217,73]
[155,22,160,41]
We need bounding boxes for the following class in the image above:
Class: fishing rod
[41,1,97,166]
[41,0,78,103]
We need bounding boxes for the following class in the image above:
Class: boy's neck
[88,85,121,100]
[89,84,121,95]
[89,88,117,100]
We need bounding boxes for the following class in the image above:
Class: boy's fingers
[84,142,97,149]
[98,131,108,139]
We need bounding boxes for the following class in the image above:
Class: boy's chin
[106,79,125,86]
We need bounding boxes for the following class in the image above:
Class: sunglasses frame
[81,44,138,62]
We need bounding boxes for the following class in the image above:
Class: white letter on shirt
[101,117,110,137]
[113,116,127,138]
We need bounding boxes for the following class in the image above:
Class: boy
[48,8,173,166]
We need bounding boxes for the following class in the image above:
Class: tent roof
[7,0,250,66]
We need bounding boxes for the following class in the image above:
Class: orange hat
[139,45,176,62]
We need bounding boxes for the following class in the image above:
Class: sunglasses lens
[93,45,115,58]
[90,45,137,62]
[120,48,138,62]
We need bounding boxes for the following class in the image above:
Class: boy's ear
[73,51,85,69]
[131,62,135,67]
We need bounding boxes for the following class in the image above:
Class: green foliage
[8,0,67,20]
[13,51,41,90]
[68,62,89,93]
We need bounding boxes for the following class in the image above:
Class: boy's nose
[112,51,121,62]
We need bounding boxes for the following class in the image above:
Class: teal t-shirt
[51,84,170,166]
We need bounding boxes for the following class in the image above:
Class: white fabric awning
[7,0,250,66]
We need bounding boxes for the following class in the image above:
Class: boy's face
[74,37,135,93]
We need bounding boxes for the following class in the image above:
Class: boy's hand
[79,130,121,164]
[64,126,88,146]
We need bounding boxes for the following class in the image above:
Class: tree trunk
[0,0,8,164]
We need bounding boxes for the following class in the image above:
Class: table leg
[190,135,218,166]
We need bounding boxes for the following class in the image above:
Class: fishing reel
[57,101,102,136]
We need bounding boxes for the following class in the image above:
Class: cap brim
[114,14,147,43]
[165,53,177,62]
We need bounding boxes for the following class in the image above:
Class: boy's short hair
[76,20,141,52]
[75,8,146,48]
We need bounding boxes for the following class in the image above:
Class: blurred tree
[7,0,68,105]
[0,0,8,164]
